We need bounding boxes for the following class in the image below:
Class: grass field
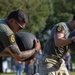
[0,72,75,75]
[0,73,25,75]
[70,72,75,75]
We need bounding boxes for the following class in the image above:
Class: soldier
[39,15,75,75]
[0,9,41,61]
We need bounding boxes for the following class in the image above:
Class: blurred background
[0,0,75,75]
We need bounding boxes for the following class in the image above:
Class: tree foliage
[0,0,75,47]
[0,0,75,33]
[0,0,53,34]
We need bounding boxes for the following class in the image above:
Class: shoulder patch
[10,35,15,43]
[56,25,63,32]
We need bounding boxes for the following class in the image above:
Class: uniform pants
[39,54,70,75]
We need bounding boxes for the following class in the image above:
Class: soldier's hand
[34,39,41,52]
[72,36,75,42]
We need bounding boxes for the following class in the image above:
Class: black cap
[7,9,28,23]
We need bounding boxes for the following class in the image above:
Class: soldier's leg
[56,59,70,75]
[39,59,60,75]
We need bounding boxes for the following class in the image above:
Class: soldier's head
[7,9,28,33]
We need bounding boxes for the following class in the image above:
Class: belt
[50,54,60,61]
[44,54,60,64]
[43,53,60,61]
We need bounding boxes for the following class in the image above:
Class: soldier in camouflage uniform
[0,9,41,61]
[39,15,75,75]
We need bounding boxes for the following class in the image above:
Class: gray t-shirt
[43,22,72,58]
[0,19,16,52]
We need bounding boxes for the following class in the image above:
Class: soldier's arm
[6,39,41,61]
[0,49,11,56]
[0,47,36,61]
[54,24,71,46]
[0,31,41,61]
[5,43,36,61]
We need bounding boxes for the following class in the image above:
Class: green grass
[0,73,25,75]
[0,72,75,75]
[70,72,75,75]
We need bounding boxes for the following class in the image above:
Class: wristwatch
[69,37,74,43]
